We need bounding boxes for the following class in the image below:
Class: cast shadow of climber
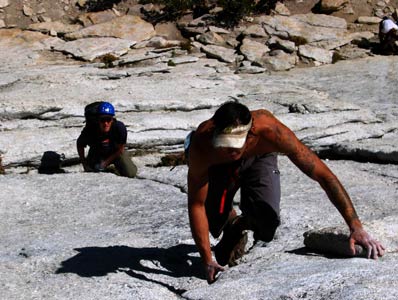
[56,244,204,294]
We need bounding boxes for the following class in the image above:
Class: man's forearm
[103,145,124,167]
[188,203,213,264]
[319,174,362,231]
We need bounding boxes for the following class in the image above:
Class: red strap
[219,189,227,214]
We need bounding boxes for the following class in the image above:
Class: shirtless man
[186,101,385,284]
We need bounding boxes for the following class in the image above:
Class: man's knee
[252,220,280,242]
[115,152,137,178]
[119,161,137,178]
[244,202,280,242]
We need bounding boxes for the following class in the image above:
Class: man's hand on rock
[350,228,385,259]
[205,260,224,284]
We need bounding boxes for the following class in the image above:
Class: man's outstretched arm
[271,121,385,259]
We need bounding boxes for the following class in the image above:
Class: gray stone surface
[1,10,398,299]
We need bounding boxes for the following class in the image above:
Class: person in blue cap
[77,101,137,178]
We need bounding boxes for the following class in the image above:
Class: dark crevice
[316,148,398,165]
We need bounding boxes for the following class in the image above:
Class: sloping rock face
[1,4,398,299]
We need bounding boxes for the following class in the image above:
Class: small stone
[0,0,9,9]
[23,5,34,17]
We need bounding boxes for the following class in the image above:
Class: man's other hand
[350,228,386,259]
[205,260,224,284]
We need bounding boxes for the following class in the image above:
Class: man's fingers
[377,244,386,256]
[206,262,224,284]
[349,238,356,255]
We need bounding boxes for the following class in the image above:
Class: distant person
[77,101,137,178]
[186,101,385,284]
[379,13,398,54]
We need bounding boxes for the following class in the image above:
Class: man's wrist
[349,217,363,232]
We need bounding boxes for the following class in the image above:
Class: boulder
[319,0,349,13]
[53,37,135,61]
[260,14,349,49]
[357,16,382,25]
[196,31,225,45]
[28,21,82,35]
[200,44,237,63]
[261,50,297,71]
[298,44,334,64]
[65,15,156,43]
[0,0,9,9]
[76,9,119,27]
[240,38,270,62]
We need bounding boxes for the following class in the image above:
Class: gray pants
[205,153,280,242]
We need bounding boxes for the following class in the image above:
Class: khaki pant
[87,149,137,178]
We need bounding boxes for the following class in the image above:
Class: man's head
[212,101,252,150]
[392,9,398,22]
[97,102,115,133]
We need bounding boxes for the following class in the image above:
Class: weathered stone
[304,226,365,257]
[76,0,87,8]
[53,37,135,61]
[2,10,398,298]
[357,16,382,24]
[201,44,236,63]
[261,50,297,71]
[240,38,270,62]
[155,22,184,41]
[65,15,156,43]
[38,16,52,23]
[261,14,348,48]
[319,0,349,12]
[242,24,268,38]
[274,1,291,16]
[0,19,5,28]
[145,36,181,48]
[0,0,9,9]
[76,9,118,27]
[236,64,267,74]
[208,26,230,34]
[166,56,199,66]
[298,44,334,64]
[268,36,296,53]
[116,48,166,66]
[22,5,34,17]
[28,21,82,35]
[189,14,214,27]
[196,31,225,45]
[0,28,63,50]
[334,45,371,61]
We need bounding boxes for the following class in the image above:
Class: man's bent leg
[240,153,281,243]
[205,161,241,238]
[114,152,137,178]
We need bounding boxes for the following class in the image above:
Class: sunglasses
[99,117,113,123]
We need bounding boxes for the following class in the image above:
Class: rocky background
[1,1,398,299]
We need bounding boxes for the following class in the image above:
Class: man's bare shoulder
[251,108,275,119]
[189,120,214,166]
[250,109,279,135]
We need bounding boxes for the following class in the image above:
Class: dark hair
[213,101,251,130]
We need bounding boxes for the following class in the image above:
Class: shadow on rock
[56,244,204,294]
[286,247,362,259]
